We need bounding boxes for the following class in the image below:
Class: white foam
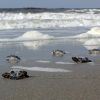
[74,27,100,38]
[17,31,54,41]
[35,60,74,65]
[36,60,51,63]
[84,39,100,45]
[36,60,74,64]
[0,31,54,42]
[83,39,100,50]
[12,66,71,72]
[55,62,75,64]
[22,40,50,50]
[0,10,100,29]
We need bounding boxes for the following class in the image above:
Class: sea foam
[12,66,71,72]
[73,27,100,38]
[83,39,100,50]
[0,9,100,29]
[16,31,54,40]
[0,30,54,42]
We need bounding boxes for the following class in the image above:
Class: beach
[0,8,100,100]
[0,36,100,100]
[0,63,100,100]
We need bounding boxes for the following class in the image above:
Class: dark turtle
[72,57,80,63]
[2,72,10,78]
[18,71,29,79]
[72,57,92,63]
[51,50,66,57]
[88,49,100,54]
[2,69,29,80]
[6,55,21,64]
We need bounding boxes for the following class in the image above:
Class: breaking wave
[0,8,100,29]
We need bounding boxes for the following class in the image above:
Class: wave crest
[0,9,100,29]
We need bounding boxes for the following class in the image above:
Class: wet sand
[0,63,100,100]
[0,37,100,100]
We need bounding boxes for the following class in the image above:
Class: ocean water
[0,8,100,73]
[0,8,100,29]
